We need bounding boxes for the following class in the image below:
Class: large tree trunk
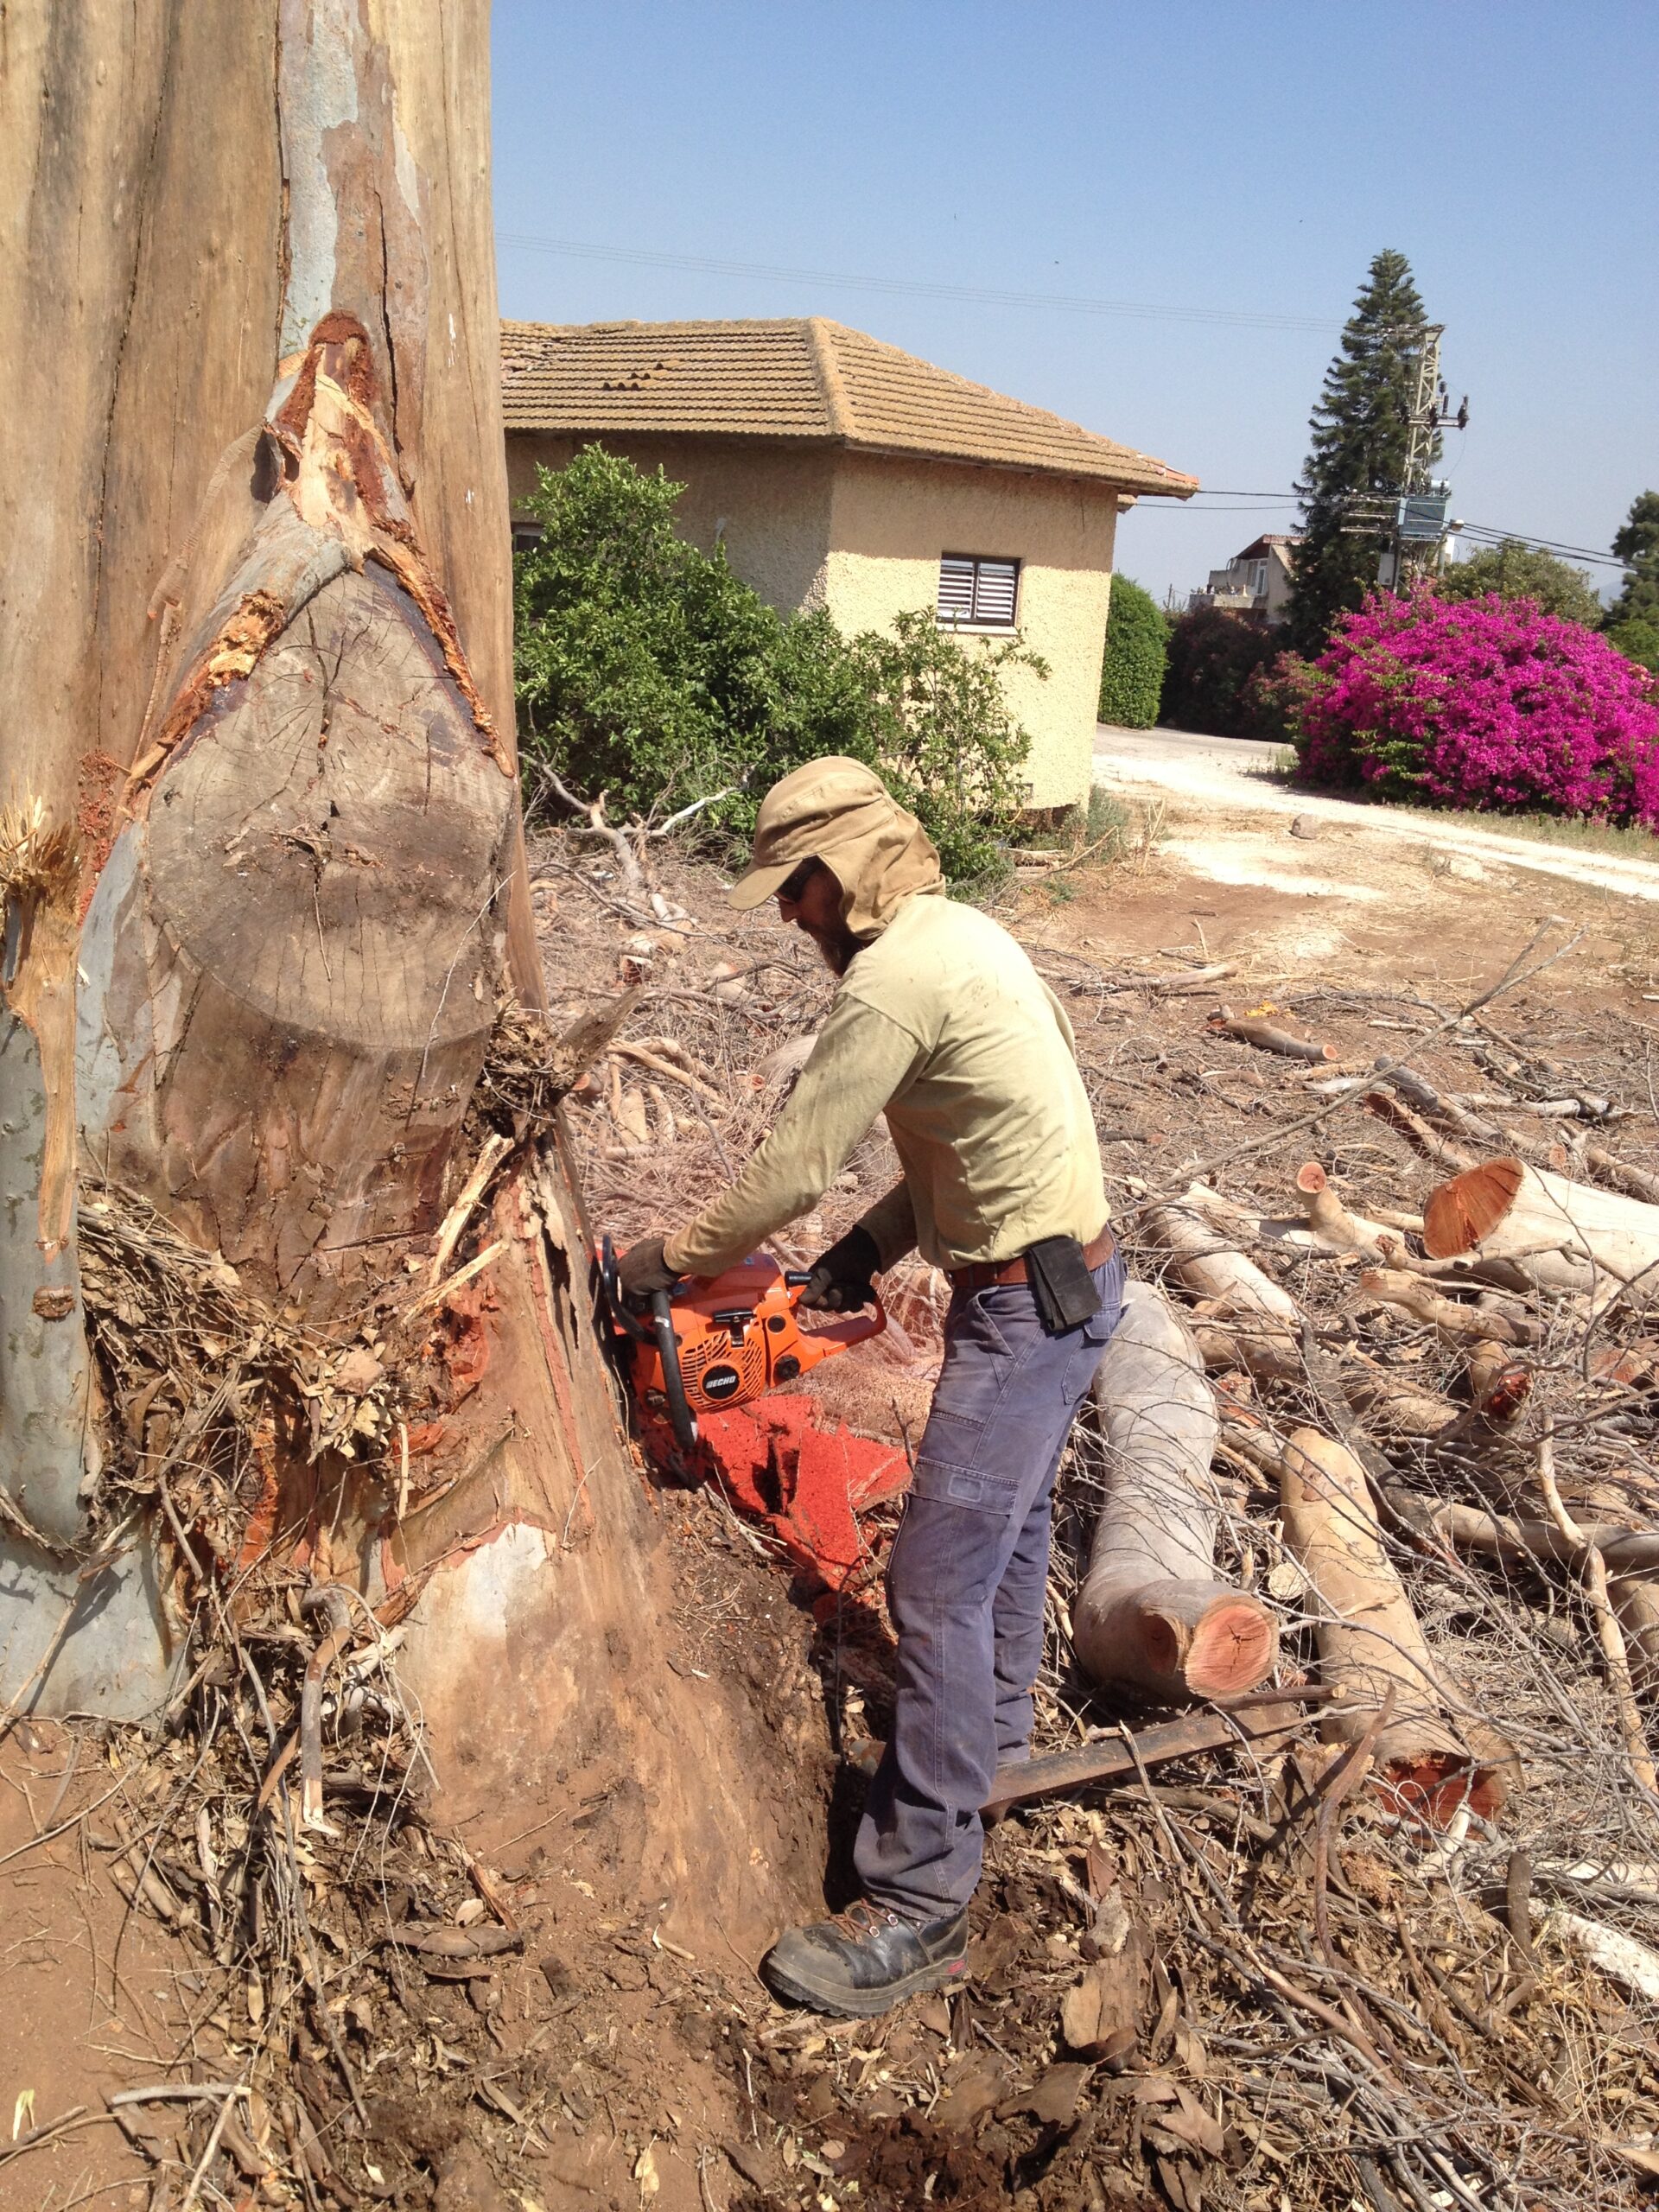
[1,1,805,1956]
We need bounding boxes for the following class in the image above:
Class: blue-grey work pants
[853,1250,1125,1922]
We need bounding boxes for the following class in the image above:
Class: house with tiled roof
[501,318,1197,808]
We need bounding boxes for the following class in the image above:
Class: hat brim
[726,859,799,911]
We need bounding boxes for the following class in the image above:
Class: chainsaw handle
[795,1292,887,1351]
[648,1288,700,1452]
[598,1234,652,1340]
[599,1236,700,1450]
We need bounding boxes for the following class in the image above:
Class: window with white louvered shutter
[936,554,1020,630]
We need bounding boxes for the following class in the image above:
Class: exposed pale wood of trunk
[1425,1158,1659,1302]
[1073,1284,1277,1701]
[0,0,810,1953]
[1142,1199,1300,1337]
[1274,1427,1518,1817]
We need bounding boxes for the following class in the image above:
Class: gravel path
[1095,724,1659,904]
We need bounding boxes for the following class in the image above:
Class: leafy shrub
[1097,576,1167,728]
[1238,650,1322,746]
[1607,616,1659,680]
[843,611,1042,882]
[1437,539,1603,626]
[512,447,1040,882]
[1160,607,1282,737]
[1296,588,1659,825]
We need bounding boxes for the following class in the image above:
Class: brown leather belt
[947,1224,1116,1294]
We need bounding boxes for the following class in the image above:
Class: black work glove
[618,1234,677,1298]
[799,1225,880,1313]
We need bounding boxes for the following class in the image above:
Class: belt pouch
[1023,1235,1102,1332]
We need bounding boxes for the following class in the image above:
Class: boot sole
[762,1951,967,2020]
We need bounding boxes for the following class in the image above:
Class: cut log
[1142,1201,1299,1336]
[1358,1267,1535,1348]
[1294,1162,1389,1259]
[1195,1325,1460,1440]
[1425,1157,1659,1300]
[1376,1066,1504,1147]
[1408,1249,1594,1295]
[1274,1427,1517,1818]
[1362,1091,1480,1173]
[1389,1488,1659,1580]
[1175,1181,1318,1254]
[1073,1283,1278,1701]
[1585,1146,1659,1208]
[1210,1007,1338,1064]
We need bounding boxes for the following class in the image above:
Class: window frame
[936,551,1022,633]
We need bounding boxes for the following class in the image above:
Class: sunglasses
[776,859,819,904]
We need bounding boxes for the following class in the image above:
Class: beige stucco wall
[507,433,1119,812]
[507,433,836,616]
[820,454,1119,809]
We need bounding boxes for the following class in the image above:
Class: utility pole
[1338,324,1469,592]
[1390,325,1468,588]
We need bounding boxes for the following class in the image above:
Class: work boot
[761,1898,969,2018]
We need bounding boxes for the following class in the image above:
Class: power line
[1453,524,1633,571]
[494,230,1346,335]
[1165,486,1633,571]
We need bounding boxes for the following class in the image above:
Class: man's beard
[810,922,861,976]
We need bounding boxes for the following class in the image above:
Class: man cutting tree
[620,757,1122,2018]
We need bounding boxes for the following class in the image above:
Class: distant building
[502,318,1197,809]
[1190,534,1300,625]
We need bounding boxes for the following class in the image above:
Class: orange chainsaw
[598,1236,886,1452]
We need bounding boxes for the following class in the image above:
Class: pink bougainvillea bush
[1296,588,1659,826]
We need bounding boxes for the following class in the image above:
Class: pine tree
[1287,250,1435,653]
[1606,491,1659,627]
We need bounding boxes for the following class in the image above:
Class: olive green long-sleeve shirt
[663,893,1107,1280]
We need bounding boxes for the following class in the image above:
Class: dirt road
[1096,722,1659,906]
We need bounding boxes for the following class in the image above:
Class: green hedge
[1160,607,1283,735]
[1097,575,1167,728]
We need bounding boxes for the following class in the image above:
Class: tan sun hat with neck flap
[728,756,944,937]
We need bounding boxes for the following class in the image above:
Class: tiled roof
[500,318,1197,498]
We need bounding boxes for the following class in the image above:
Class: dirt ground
[7,815,1659,2212]
[1095,723,1659,909]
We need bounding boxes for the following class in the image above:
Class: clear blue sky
[492,2,1656,610]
